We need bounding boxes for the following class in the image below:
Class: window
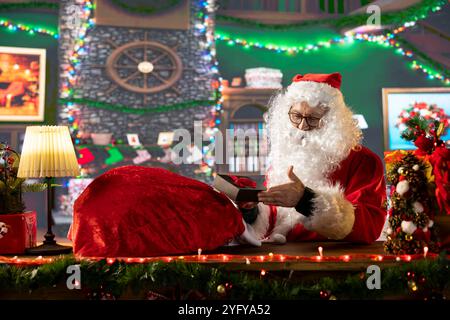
[228,104,268,174]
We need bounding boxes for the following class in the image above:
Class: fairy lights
[59,1,95,148]
[195,0,223,175]
[0,251,442,267]
[214,3,448,85]
[0,19,58,38]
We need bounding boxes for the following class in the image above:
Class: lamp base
[26,242,72,255]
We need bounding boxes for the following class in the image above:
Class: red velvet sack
[69,166,244,257]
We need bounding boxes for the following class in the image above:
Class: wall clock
[104,33,183,101]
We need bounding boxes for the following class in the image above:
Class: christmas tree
[384,116,449,254]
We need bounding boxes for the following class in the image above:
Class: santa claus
[70,72,387,257]
[238,72,387,244]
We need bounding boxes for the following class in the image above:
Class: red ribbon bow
[229,175,257,189]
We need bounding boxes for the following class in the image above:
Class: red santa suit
[250,146,387,244]
[248,73,387,244]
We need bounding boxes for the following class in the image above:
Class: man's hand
[258,166,305,207]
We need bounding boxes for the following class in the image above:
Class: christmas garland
[109,0,182,15]
[0,254,448,300]
[59,98,216,115]
[0,1,58,11]
[0,19,58,38]
[216,0,446,30]
[395,35,450,79]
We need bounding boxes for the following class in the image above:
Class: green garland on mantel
[0,254,449,300]
[59,98,216,115]
[396,35,450,79]
[0,1,58,11]
[217,0,447,30]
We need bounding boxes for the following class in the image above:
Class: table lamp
[18,126,80,255]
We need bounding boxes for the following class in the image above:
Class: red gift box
[0,211,36,255]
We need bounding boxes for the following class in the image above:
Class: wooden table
[203,241,401,273]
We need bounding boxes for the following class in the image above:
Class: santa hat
[292,72,342,90]
[285,72,343,107]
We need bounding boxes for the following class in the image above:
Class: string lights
[194,0,223,176]
[0,19,58,38]
[214,3,449,86]
[0,251,442,267]
[59,0,95,148]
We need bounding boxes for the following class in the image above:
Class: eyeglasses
[288,112,322,128]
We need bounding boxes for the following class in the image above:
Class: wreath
[396,102,449,136]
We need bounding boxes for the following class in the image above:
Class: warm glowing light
[318,246,323,257]
[260,269,266,276]
[423,246,428,258]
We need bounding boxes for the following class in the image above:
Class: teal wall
[216,24,445,159]
[0,12,59,125]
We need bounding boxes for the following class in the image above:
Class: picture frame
[0,46,46,122]
[382,87,450,151]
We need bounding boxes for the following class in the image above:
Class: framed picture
[0,46,46,122]
[382,87,450,150]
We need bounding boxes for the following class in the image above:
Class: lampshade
[18,126,80,178]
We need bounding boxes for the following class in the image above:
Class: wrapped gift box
[245,67,283,89]
[0,211,36,255]
[213,174,266,202]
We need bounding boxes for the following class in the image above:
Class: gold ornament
[408,280,418,292]
[329,295,337,300]
[217,284,226,294]
[437,122,444,138]
[405,234,413,241]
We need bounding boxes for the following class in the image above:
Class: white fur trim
[301,184,355,240]
[251,204,302,243]
[251,203,271,240]
[285,81,343,107]
[237,220,262,247]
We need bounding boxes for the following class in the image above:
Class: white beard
[266,82,362,189]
